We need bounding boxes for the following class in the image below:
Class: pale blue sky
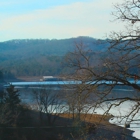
[0,0,123,41]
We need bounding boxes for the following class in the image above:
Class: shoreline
[109,116,139,139]
[58,113,138,139]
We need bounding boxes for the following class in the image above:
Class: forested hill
[0,37,108,58]
[0,36,109,78]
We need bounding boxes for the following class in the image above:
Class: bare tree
[33,85,66,126]
[105,0,140,121]
[65,0,140,123]
[64,43,103,123]
[64,89,76,120]
[65,82,93,121]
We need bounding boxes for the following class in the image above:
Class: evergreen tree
[4,85,20,109]
[0,85,32,139]
[2,85,21,126]
[0,71,4,102]
[0,71,4,83]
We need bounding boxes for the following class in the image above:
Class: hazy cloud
[0,0,125,41]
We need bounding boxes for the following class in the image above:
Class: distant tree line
[0,37,109,78]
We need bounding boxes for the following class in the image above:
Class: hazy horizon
[0,0,124,42]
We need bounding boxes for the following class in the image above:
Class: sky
[0,0,124,42]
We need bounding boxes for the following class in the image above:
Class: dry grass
[58,113,111,124]
[53,113,137,140]
[57,113,136,138]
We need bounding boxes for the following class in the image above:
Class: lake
[4,81,140,139]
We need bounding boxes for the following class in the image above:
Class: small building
[40,76,54,81]
[40,76,63,81]
[43,76,54,81]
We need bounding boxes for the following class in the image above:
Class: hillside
[0,36,109,57]
[0,36,109,77]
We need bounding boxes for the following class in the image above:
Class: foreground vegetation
[0,84,138,140]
